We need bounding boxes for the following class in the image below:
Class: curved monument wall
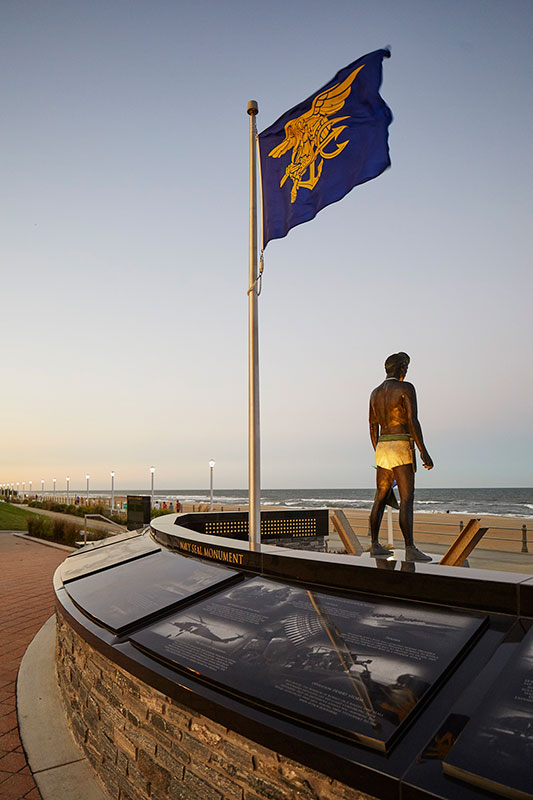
[53,516,533,800]
[56,611,375,800]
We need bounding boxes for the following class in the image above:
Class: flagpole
[247,99,261,551]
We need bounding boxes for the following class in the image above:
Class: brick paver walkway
[0,532,69,800]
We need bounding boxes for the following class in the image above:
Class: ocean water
[88,487,533,518]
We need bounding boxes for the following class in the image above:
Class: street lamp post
[209,460,216,511]
[41,479,44,496]
[29,480,32,497]
[110,471,115,512]
[150,467,155,508]
[53,478,56,501]
[86,474,90,505]
[16,482,19,498]
[66,476,70,504]
[22,481,25,499]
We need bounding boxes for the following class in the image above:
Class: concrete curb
[12,531,76,552]
[17,615,109,800]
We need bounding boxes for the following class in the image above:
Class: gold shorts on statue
[375,440,413,471]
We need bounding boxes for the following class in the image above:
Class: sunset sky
[1,0,531,491]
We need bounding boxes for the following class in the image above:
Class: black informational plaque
[443,626,533,800]
[131,577,486,752]
[65,551,241,634]
[62,533,161,583]
[127,495,151,530]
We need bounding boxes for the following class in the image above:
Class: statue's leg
[394,465,431,562]
[369,468,394,556]
[394,464,415,546]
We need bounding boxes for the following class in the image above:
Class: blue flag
[258,49,392,247]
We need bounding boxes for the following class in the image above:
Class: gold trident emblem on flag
[268,65,365,203]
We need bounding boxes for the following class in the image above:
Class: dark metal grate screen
[176,509,328,541]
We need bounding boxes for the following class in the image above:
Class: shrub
[51,519,80,546]
[27,499,124,525]
[27,516,54,539]
[151,508,174,519]
[27,512,108,546]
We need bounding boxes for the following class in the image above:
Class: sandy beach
[326,507,529,550]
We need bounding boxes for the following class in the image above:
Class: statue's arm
[369,396,379,450]
[404,384,434,470]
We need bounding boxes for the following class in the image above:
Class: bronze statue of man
[368,352,433,562]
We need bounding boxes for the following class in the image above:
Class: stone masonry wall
[56,612,377,800]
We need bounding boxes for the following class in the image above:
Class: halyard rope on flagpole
[247,255,263,296]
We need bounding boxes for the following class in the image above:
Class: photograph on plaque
[61,532,161,583]
[65,550,242,634]
[131,576,486,751]
[443,626,533,800]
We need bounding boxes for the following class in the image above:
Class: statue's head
[385,352,410,378]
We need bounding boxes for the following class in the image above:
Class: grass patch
[0,501,40,531]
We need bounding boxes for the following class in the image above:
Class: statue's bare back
[369,380,415,438]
